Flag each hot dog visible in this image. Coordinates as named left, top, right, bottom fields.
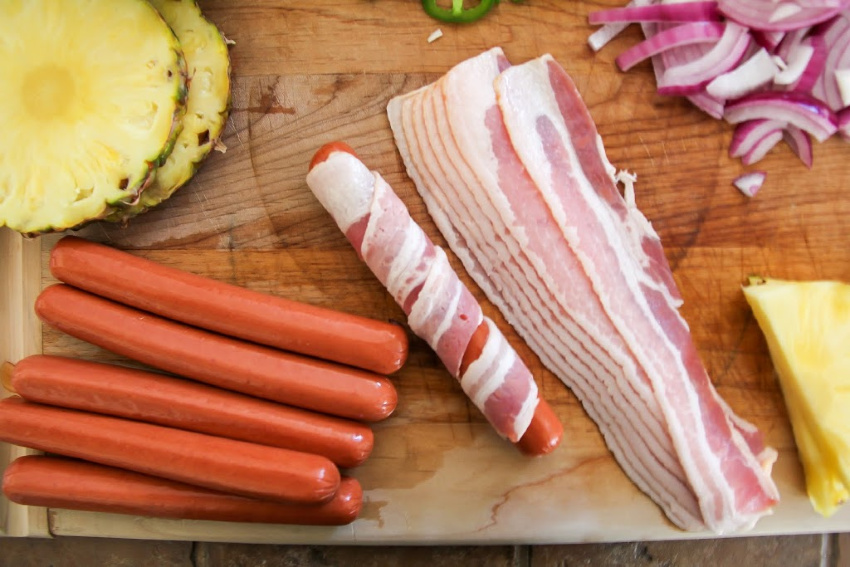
left=0, top=397, right=340, bottom=504
left=10, top=355, right=373, bottom=468
left=3, top=456, right=362, bottom=526
left=49, top=235, right=408, bottom=375
left=35, top=284, right=397, bottom=422
left=307, top=142, right=563, bottom=456
left=459, top=319, right=563, bottom=456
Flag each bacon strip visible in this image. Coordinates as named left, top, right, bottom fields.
left=306, top=149, right=539, bottom=443
left=497, top=55, right=778, bottom=532
left=389, top=49, right=703, bottom=530
left=387, top=47, right=779, bottom=533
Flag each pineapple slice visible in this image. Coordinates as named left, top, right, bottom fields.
left=111, top=0, right=232, bottom=221
left=0, top=0, right=187, bottom=235
left=743, top=277, right=850, bottom=517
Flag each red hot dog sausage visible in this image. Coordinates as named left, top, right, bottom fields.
left=49, top=235, right=409, bottom=375
left=4, top=456, right=362, bottom=526
left=35, top=284, right=397, bottom=422
left=0, top=397, right=340, bottom=505
left=11, top=355, right=374, bottom=468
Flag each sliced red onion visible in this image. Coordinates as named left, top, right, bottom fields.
left=649, top=21, right=728, bottom=116
left=782, top=125, right=814, bottom=166
left=724, top=91, right=838, bottom=141
left=812, top=12, right=850, bottom=109
left=658, top=22, right=713, bottom=74
left=589, top=2, right=722, bottom=25
left=615, top=22, right=725, bottom=71
left=733, top=171, right=767, bottom=197
left=837, top=68, right=850, bottom=106
left=658, top=22, right=752, bottom=95
left=775, top=25, right=811, bottom=61
left=729, top=119, right=786, bottom=157
left=774, top=43, right=815, bottom=85
left=706, top=47, right=780, bottom=98
left=589, top=1, right=850, bottom=177
left=825, top=41, right=850, bottom=110
left=752, top=30, right=787, bottom=52
left=589, top=21, right=631, bottom=52
left=830, top=34, right=850, bottom=105
left=718, top=0, right=850, bottom=32
left=742, top=129, right=784, bottom=164
left=794, top=35, right=828, bottom=92
left=838, top=107, right=850, bottom=139
left=589, top=1, right=636, bottom=53
left=687, top=91, right=726, bottom=119
left=773, top=54, right=789, bottom=72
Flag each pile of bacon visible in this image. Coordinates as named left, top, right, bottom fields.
left=307, top=47, right=780, bottom=534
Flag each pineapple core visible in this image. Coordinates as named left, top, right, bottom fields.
left=22, top=65, right=78, bottom=120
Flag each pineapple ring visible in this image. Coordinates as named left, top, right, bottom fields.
left=114, top=0, right=232, bottom=220
left=0, top=0, right=187, bottom=235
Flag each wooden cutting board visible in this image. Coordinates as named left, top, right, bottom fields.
left=2, top=0, right=849, bottom=543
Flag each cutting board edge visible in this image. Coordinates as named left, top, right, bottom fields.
left=0, top=228, right=49, bottom=538
left=2, top=238, right=850, bottom=542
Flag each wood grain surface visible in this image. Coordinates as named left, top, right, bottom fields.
left=2, top=0, right=849, bottom=543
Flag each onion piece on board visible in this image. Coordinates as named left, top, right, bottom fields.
left=773, top=43, right=815, bottom=85
left=706, top=47, right=780, bottom=99
left=589, top=2, right=722, bottom=25
left=588, top=1, right=850, bottom=182
left=733, top=171, right=767, bottom=197
left=718, top=0, right=850, bottom=32
left=589, top=20, right=631, bottom=52
left=657, top=22, right=752, bottom=95
left=838, top=107, right=850, bottom=139
left=783, top=125, right=814, bottom=167
left=724, top=91, right=838, bottom=142
left=742, top=129, right=784, bottom=165
left=616, top=21, right=725, bottom=71
left=730, top=119, right=786, bottom=158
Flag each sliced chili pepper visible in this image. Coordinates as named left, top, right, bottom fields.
left=422, top=0, right=497, bottom=24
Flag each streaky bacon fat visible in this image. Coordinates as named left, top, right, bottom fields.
left=387, top=47, right=779, bottom=534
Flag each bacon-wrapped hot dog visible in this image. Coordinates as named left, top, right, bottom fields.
left=306, top=142, right=562, bottom=455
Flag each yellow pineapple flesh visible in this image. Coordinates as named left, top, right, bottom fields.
left=743, top=277, right=850, bottom=517
left=112, top=0, right=231, bottom=220
left=0, top=0, right=187, bottom=235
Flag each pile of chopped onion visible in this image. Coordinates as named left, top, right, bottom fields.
left=589, top=0, right=850, bottom=195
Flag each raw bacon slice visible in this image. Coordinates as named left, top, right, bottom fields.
left=387, top=48, right=779, bottom=533
left=389, top=47, right=704, bottom=531
left=497, top=54, right=779, bottom=533
left=305, top=143, right=562, bottom=455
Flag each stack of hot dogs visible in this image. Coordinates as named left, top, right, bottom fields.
left=0, top=236, right=409, bottom=525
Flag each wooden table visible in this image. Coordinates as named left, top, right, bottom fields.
left=2, top=0, right=849, bottom=543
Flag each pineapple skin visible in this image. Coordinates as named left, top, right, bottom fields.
left=109, top=0, right=232, bottom=223
left=0, top=0, right=190, bottom=236
left=744, top=277, right=850, bottom=517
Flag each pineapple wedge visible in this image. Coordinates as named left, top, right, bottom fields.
left=0, top=0, right=187, bottom=235
left=111, top=0, right=231, bottom=221
left=743, top=277, right=850, bottom=517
